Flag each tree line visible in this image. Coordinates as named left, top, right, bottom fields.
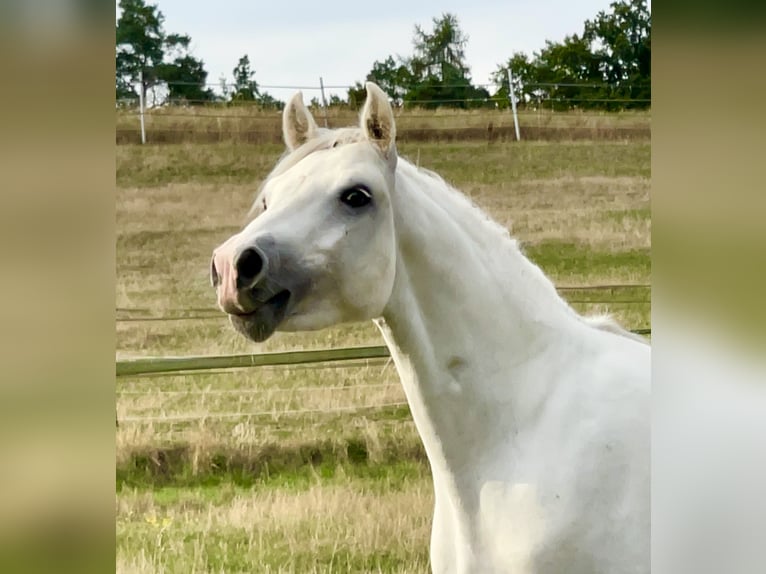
left=116, top=0, right=650, bottom=111
left=115, top=0, right=281, bottom=108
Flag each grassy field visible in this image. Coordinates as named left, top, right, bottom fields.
left=116, top=105, right=651, bottom=144
left=116, top=135, right=650, bottom=572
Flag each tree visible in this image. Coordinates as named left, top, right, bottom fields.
left=346, top=82, right=367, bottom=109
left=410, top=13, right=469, bottom=82
left=346, top=56, right=412, bottom=108
left=405, top=72, right=491, bottom=110
left=533, top=34, right=603, bottom=109
left=404, top=13, right=489, bottom=109
left=366, top=56, right=413, bottom=105
left=348, top=13, right=490, bottom=109
left=116, top=0, right=164, bottom=101
left=231, top=55, right=259, bottom=102
left=258, top=92, right=284, bottom=111
left=491, top=53, right=537, bottom=109
left=116, top=0, right=212, bottom=105
left=492, top=0, right=651, bottom=110
left=157, top=55, right=213, bottom=104
left=584, top=0, right=651, bottom=107
left=346, top=13, right=480, bottom=109
left=227, top=55, right=283, bottom=109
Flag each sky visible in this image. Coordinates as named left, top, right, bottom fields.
left=132, top=0, right=621, bottom=102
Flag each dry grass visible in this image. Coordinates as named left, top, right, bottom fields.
left=464, top=175, right=650, bottom=250
left=116, top=473, right=432, bottom=573
left=116, top=361, right=410, bottom=457
left=116, top=106, right=650, bottom=144
left=116, top=137, right=650, bottom=572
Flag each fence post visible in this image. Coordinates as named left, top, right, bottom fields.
left=507, top=68, right=521, bottom=141
left=138, top=69, right=146, bottom=144
left=319, top=76, right=329, bottom=128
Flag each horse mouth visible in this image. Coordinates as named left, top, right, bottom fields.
left=228, top=289, right=292, bottom=342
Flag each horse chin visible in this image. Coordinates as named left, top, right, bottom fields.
left=228, top=290, right=291, bottom=342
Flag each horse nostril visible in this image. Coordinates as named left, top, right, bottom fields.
left=210, top=255, right=220, bottom=287
left=235, top=247, right=264, bottom=289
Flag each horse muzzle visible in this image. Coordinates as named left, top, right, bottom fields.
left=211, top=236, right=294, bottom=342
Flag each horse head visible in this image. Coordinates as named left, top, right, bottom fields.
left=211, top=83, right=399, bottom=342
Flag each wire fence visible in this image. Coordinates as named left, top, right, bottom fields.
left=117, top=346, right=393, bottom=377
left=117, top=303, right=649, bottom=323
left=116, top=331, right=650, bottom=425
left=118, top=109, right=653, bottom=122
left=120, top=103, right=650, bottom=121
left=115, top=347, right=405, bottom=425
left=116, top=282, right=650, bottom=425
left=116, top=284, right=651, bottom=323
left=117, top=325, right=651, bottom=379
left=119, top=79, right=650, bottom=107
left=114, top=358, right=393, bottom=380
left=118, top=402, right=410, bottom=424
left=117, top=382, right=400, bottom=396
left=116, top=78, right=651, bottom=145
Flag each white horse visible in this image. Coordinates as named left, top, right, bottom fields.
left=211, top=83, right=650, bottom=574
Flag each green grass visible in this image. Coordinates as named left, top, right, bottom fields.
left=600, top=207, right=652, bottom=223
left=118, top=424, right=425, bottom=490
left=116, top=142, right=284, bottom=187
left=116, top=140, right=650, bottom=189
left=116, top=137, right=650, bottom=573
left=401, top=140, right=651, bottom=184
left=120, top=456, right=428, bottom=494
left=525, top=240, right=650, bottom=278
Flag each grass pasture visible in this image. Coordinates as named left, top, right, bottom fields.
left=116, top=133, right=650, bottom=572
left=116, top=105, right=651, bottom=145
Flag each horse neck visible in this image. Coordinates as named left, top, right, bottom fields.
left=377, top=160, right=581, bottom=474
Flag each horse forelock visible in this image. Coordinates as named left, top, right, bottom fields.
left=274, top=128, right=365, bottom=177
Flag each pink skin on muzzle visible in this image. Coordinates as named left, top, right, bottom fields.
left=211, top=234, right=247, bottom=315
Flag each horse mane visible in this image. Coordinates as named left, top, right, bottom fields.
left=393, top=159, right=649, bottom=343
left=394, top=159, right=649, bottom=342
left=395, top=159, right=521, bottom=251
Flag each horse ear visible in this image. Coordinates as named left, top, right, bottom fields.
left=282, top=91, right=319, bottom=151
left=360, top=82, right=397, bottom=162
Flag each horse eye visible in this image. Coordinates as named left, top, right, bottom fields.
left=339, top=186, right=372, bottom=209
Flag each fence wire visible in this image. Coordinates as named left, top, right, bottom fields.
left=117, top=382, right=399, bottom=396
left=116, top=284, right=650, bottom=323
left=118, top=402, right=410, bottom=424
